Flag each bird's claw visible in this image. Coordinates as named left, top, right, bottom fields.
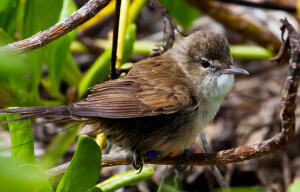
left=132, top=150, right=144, bottom=174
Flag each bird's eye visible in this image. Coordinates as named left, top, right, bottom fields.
left=201, top=60, right=210, bottom=68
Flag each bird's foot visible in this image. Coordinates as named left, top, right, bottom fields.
left=132, top=150, right=158, bottom=173
left=132, top=150, right=144, bottom=174
left=149, top=43, right=165, bottom=57
left=171, top=149, right=193, bottom=172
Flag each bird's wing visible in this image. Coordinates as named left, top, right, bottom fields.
left=69, top=76, right=193, bottom=118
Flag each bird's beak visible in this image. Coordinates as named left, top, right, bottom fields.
left=221, top=65, right=249, bottom=75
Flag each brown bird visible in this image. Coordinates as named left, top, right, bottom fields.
left=0, top=30, right=248, bottom=170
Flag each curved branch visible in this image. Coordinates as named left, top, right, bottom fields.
left=0, top=0, right=112, bottom=55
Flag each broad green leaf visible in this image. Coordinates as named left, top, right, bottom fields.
left=45, top=0, right=77, bottom=99
left=38, top=123, right=80, bottom=170
left=93, top=166, right=154, bottom=192
left=159, top=0, right=199, bottom=29
left=287, top=178, right=300, bottom=192
left=6, top=113, right=35, bottom=165
left=56, top=135, right=101, bottom=192
left=19, top=164, right=54, bottom=192
left=0, top=158, right=53, bottom=192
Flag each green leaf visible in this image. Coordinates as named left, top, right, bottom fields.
left=22, top=0, right=63, bottom=39
left=0, top=0, right=11, bottom=12
left=0, top=158, right=53, bottom=192
left=0, top=29, right=29, bottom=106
left=6, top=112, right=35, bottom=165
left=121, top=23, right=136, bottom=64
left=159, top=0, right=199, bottom=29
left=93, top=166, right=154, bottom=192
left=128, top=0, right=148, bottom=24
left=230, top=45, right=274, bottom=60
left=287, top=178, right=300, bottom=192
left=38, top=123, right=80, bottom=170
left=77, top=48, right=111, bottom=99
left=26, top=49, right=45, bottom=102
left=0, top=29, right=26, bottom=83
left=45, top=0, right=78, bottom=99
left=0, top=0, right=20, bottom=38
left=22, top=0, right=64, bottom=101
left=62, top=52, right=82, bottom=86
left=19, top=164, right=54, bottom=192
left=56, top=135, right=101, bottom=192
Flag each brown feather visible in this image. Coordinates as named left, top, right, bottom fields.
left=69, top=55, right=194, bottom=118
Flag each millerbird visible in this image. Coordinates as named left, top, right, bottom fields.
left=0, top=30, right=249, bottom=171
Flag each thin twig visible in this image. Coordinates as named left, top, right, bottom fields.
left=270, top=22, right=291, bottom=62
left=45, top=18, right=299, bottom=182
left=282, top=150, right=291, bottom=191
left=110, top=0, right=122, bottom=80
left=150, top=0, right=176, bottom=50
left=0, top=0, right=112, bottom=55
left=269, top=38, right=289, bottom=62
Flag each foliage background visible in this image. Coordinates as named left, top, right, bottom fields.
left=0, top=0, right=300, bottom=191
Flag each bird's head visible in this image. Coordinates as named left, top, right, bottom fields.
left=170, top=30, right=248, bottom=99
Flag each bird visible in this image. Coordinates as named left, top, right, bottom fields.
left=0, top=30, right=249, bottom=171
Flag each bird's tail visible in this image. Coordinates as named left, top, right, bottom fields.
left=0, top=106, right=69, bottom=127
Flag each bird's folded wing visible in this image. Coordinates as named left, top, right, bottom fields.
left=69, top=76, right=192, bottom=118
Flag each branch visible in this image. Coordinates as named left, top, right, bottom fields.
left=213, top=0, right=296, bottom=13
left=45, top=18, right=299, bottom=182
left=184, top=0, right=282, bottom=52
left=0, top=0, right=112, bottom=55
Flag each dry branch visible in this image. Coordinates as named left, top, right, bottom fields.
left=0, top=0, right=112, bottom=55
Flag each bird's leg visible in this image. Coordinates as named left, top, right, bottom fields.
left=173, top=149, right=193, bottom=172
left=132, top=150, right=158, bottom=174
